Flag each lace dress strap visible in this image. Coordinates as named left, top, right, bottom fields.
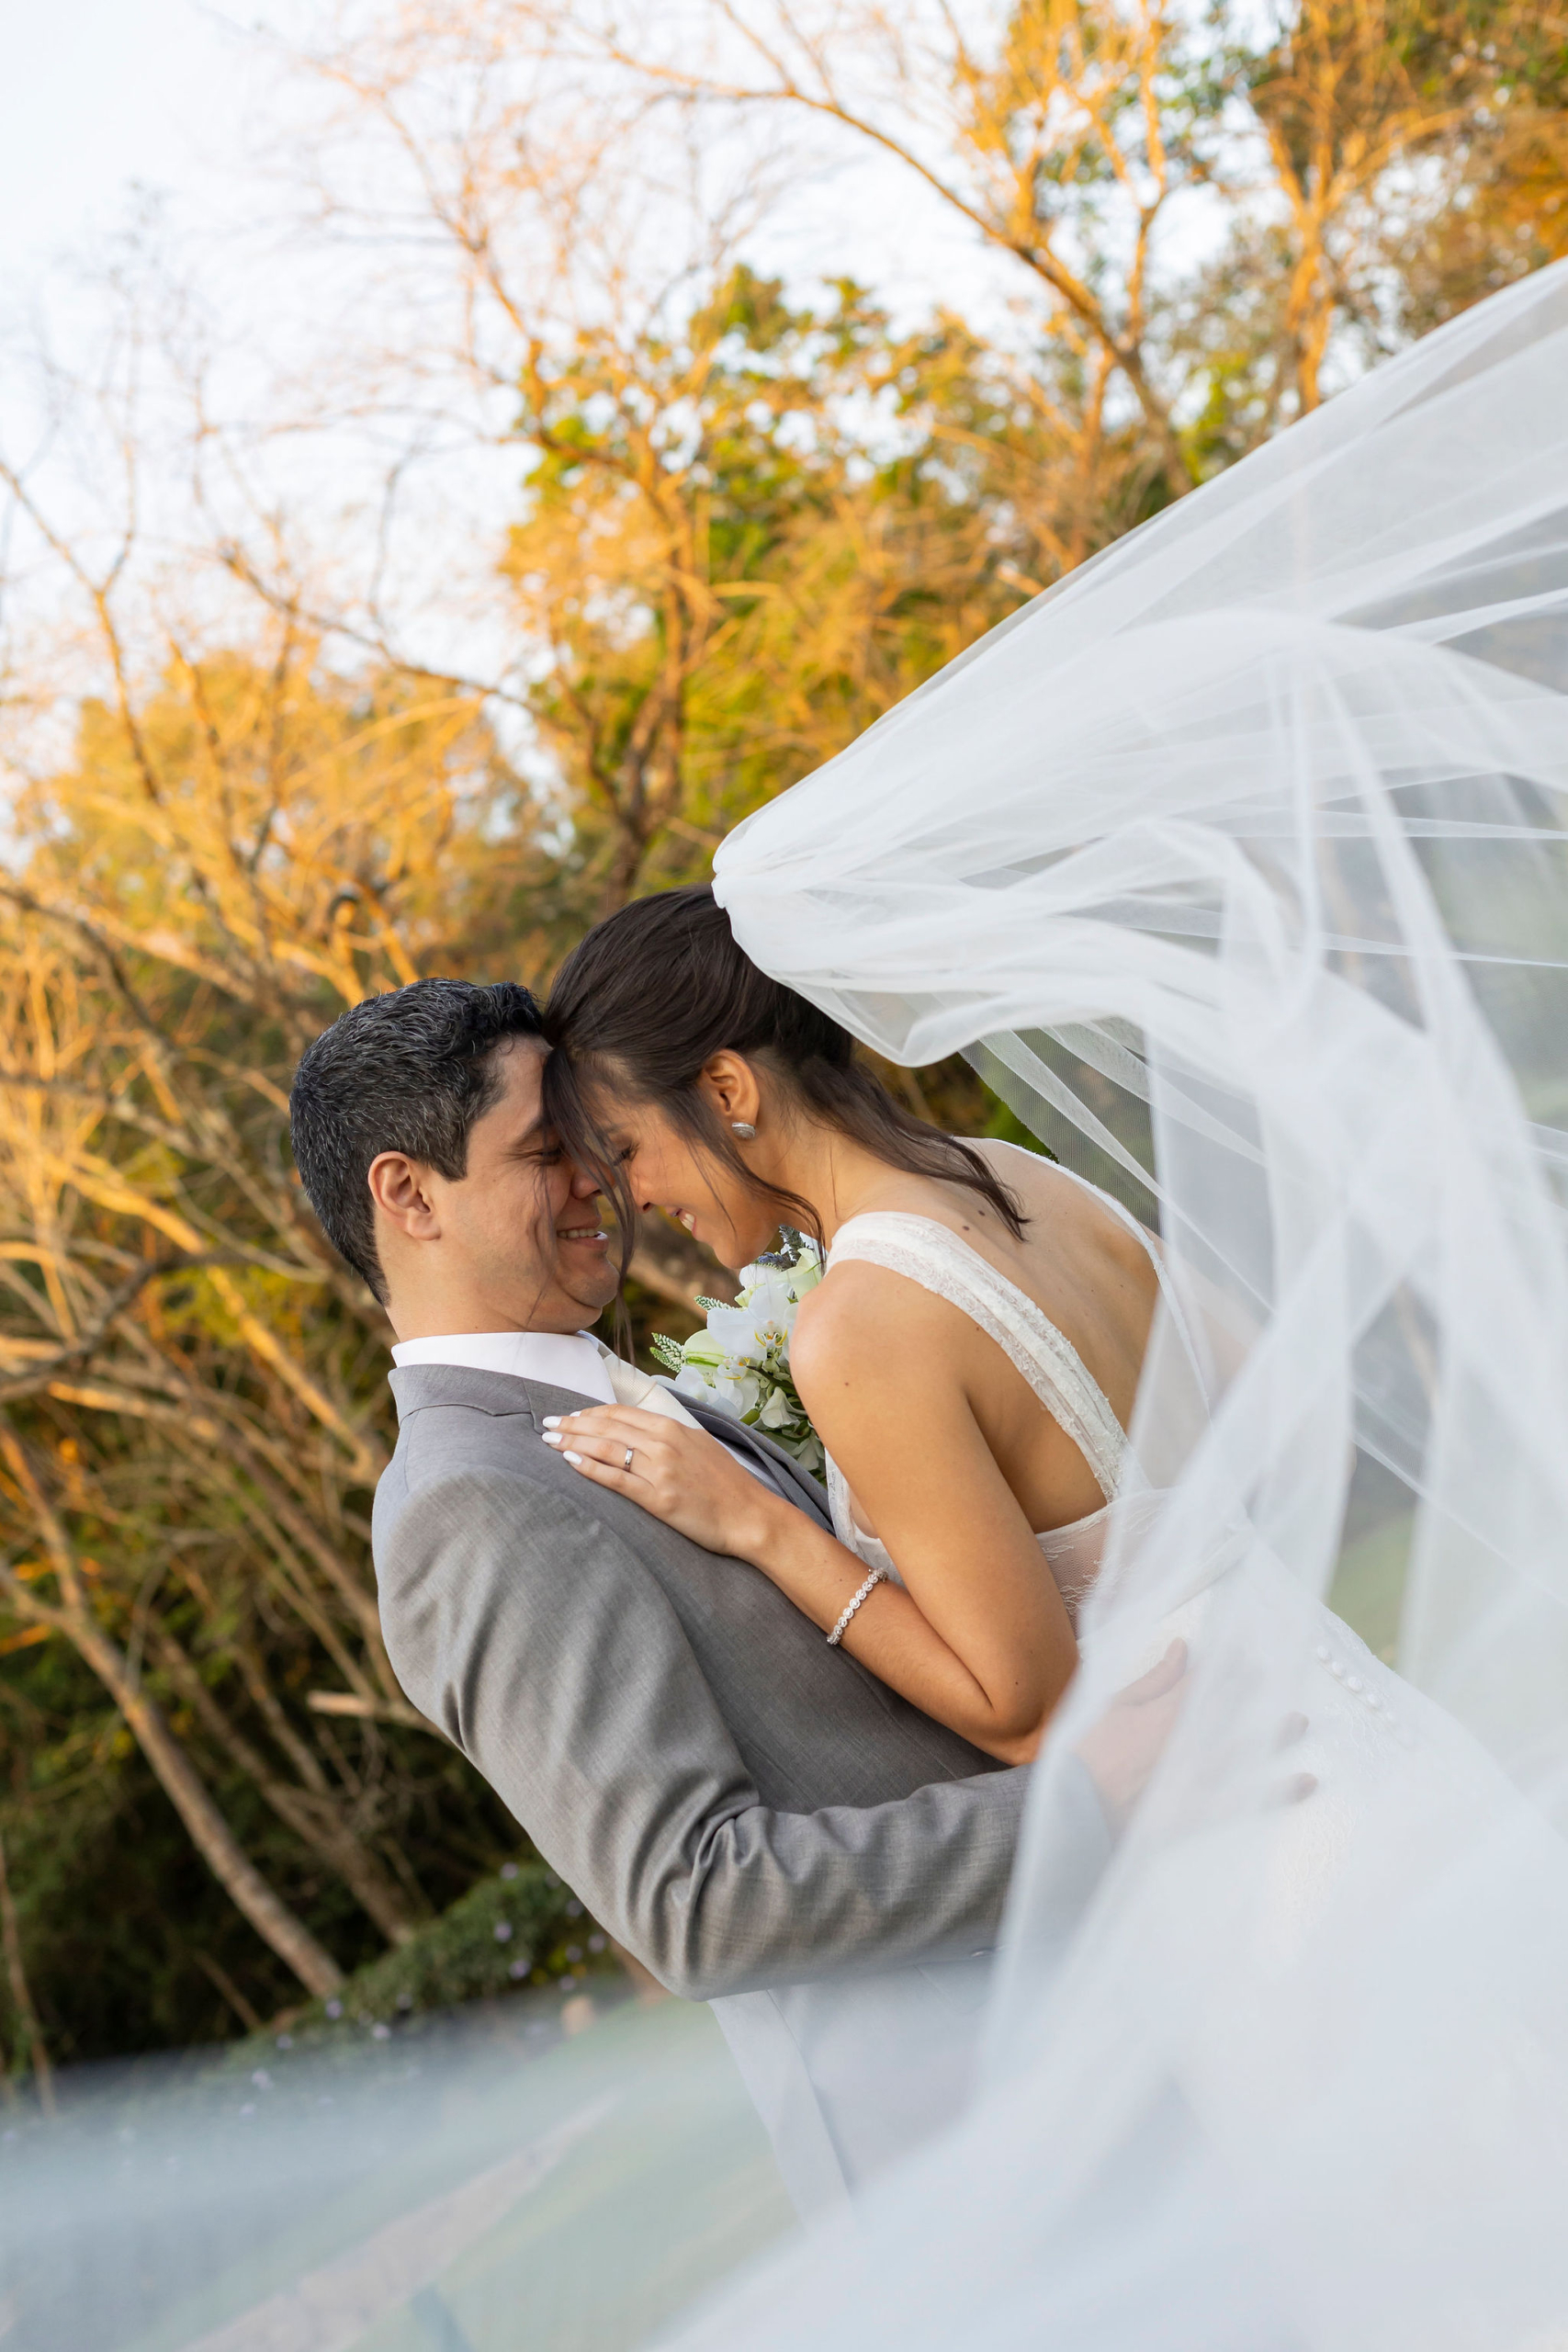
left=825, top=1212, right=1133, bottom=1503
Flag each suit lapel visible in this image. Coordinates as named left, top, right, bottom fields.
left=681, top=1398, right=833, bottom=1531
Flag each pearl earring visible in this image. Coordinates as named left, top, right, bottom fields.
left=730, top=1120, right=757, bottom=1139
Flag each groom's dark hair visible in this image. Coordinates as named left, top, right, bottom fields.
left=289, top=978, right=544, bottom=1304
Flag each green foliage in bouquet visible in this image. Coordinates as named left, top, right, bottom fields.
left=650, top=1231, right=826, bottom=1478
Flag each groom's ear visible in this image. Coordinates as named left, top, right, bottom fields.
left=367, top=1150, right=443, bottom=1244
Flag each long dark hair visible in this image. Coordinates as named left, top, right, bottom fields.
left=541, top=885, right=1024, bottom=1274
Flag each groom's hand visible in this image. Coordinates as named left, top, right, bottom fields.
left=540, top=1403, right=784, bottom=1562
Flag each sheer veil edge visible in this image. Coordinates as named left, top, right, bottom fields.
left=665, top=261, right=1568, bottom=2351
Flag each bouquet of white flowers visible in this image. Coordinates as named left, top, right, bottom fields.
left=649, top=1229, right=827, bottom=1478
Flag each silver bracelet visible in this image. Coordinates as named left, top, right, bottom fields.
left=826, top=1566, right=887, bottom=1647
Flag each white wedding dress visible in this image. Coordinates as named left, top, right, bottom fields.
left=660, top=262, right=1568, bottom=2351
left=826, top=1189, right=1433, bottom=1910
left=826, top=1188, right=1139, bottom=1626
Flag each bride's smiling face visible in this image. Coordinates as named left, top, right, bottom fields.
left=589, top=1056, right=790, bottom=1271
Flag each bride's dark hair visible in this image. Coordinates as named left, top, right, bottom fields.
left=542, top=884, right=1024, bottom=1264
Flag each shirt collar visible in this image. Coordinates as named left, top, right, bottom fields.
left=388, top=1329, right=615, bottom=1403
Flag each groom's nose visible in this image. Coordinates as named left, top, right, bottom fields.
left=566, top=1157, right=602, bottom=1199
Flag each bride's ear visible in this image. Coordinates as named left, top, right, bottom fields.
left=697, top=1052, right=763, bottom=1136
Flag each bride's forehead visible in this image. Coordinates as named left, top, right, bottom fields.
left=569, top=1067, right=664, bottom=1129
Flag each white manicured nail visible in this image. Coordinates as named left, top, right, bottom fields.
left=564, top=1451, right=584, bottom=1466
left=542, top=1415, right=562, bottom=1428
left=541, top=1431, right=563, bottom=1447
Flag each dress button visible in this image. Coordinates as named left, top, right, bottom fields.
left=1347, top=1676, right=1363, bottom=1693
left=1330, top=1661, right=1346, bottom=1678
left=1315, top=1645, right=1331, bottom=1662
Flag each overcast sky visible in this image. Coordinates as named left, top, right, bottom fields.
left=2, top=4, right=261, bottom=285
left=0, top=1, right=1145, bottom=757
left=0, top=1, right=1029, bottom=329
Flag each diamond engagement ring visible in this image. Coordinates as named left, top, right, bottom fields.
left=623, top=1446, right=636, bottom=1471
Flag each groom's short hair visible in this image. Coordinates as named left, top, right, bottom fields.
left=289, top=978, right=544, bottom=1303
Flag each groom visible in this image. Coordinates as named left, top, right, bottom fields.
left=289, top=977, right=1118, bottom=2212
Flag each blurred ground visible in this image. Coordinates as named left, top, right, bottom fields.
left=0, top=1987, right=794, bottom=2352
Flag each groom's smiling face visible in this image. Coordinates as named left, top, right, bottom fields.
left=367, top=1036, right=619, bottom=1340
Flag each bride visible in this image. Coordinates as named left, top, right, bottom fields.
left=548, top=259, right=1568, bottom=2350
left=536, top=879, right=1168, bottom=1765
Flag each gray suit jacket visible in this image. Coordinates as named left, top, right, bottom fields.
left=373, top=1362, right=1056, bottom=2000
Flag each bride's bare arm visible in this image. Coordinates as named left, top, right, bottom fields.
left=544, top=1294, right=1079, bottom=1761
left=789, top=1276, right=1080, bottom=1747
left=542, top=1400, right=1051, bottom=1762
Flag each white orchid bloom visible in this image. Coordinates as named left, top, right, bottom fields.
left=705, top=1305, right=773, bottom=1366
left=739, top=1272, right=797, bottom=1333
left=651, top=1236, right=827, bottom=1480
left=714, top=1368, right=762, bottom=1419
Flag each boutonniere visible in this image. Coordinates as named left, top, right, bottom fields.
left=651, top=1229, right=826, bottom=1478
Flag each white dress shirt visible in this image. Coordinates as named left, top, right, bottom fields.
left=390, top=1327, right=620, bottom=1397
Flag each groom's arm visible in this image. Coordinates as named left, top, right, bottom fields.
left=378, top=1469, right=1101, bottom=2000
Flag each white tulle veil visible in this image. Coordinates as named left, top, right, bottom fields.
left=668, top=262, right=1568, bottom=2350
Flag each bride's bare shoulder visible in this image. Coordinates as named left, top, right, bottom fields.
left=789, top=1250, right=965, bottom=1403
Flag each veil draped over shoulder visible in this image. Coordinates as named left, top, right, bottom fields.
left=675, top=263, right=1568, bottom=2349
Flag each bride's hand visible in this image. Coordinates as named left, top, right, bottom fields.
left=539, top=1404, right=782, bottom=1562
left=1071, top=1642, right=1317, bottom=1833
left=1073, top=1640, right=1189, bottom=1828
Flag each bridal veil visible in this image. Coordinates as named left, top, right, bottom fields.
left=678, top=261, right=1568, bottom=2348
